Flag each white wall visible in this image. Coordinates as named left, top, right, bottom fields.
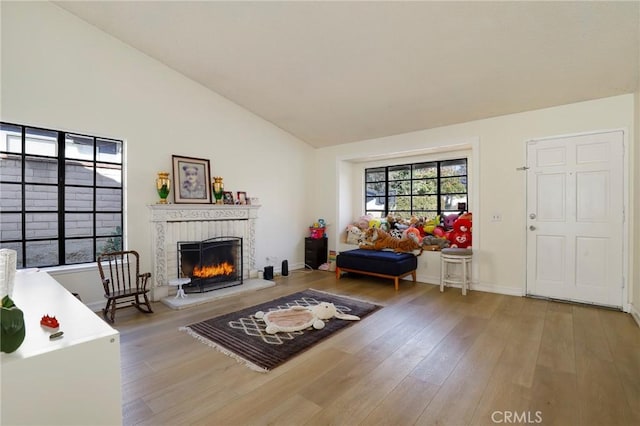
left=313, top=95, right=636, bottom=306
left=1, top=2, right=314, bottom=307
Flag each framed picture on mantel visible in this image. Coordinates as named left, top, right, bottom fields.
left=223, top=191, right=234, bottom=205
left=236, top=191, right=247, bottom=205
left=172, top=155, right=211, bottom=204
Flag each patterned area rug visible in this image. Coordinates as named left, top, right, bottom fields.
left=180, top=288, right=381, bottom=372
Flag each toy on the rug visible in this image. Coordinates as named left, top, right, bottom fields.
left=255, top=302, right=360, bottom=334
left=359, top=228, right=423, bottom=255
left=448, top=217, right=472, bottom=248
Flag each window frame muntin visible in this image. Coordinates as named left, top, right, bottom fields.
left=0, top=121, right=124, bottom=268
left=365, top=157, right=468, bottom=219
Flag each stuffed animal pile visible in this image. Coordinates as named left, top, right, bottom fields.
left=345, top=211, right=472, bottom=251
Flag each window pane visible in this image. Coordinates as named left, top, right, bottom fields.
left=97, top=235, right=122, bottom=256
left=365, top=211, right=385, bottom=219
left=96, top=139, right=122, bottom=163
left=26, top=213, right=57, bottom=239
left=413, top=195, right=437, bottom=211
left=65, top=213, right=93, bottom=237
left=366, top=195, right=386, bottom=211
left=96, top=213, right=121, bottom=237
left=366, top=181, right=385, bottom=195
left=0, top=242, right=23, bottom=268
left=413, top=162, right=437, bottom=178
left=25, top=184, right=58, bottom=211
left=0, top=214, right=22, bottom=240
left=97, top=188, right=121, bottom=211
left=413, top=178, right=436, bottom=194
left=66, top=160, right=94, bottom=185
left=0, top=123, right=22, bottom=153
left=25, top=128, right=57, bottom=156
left=25, top=156, right=57, bottom=184
left=389, top=165, right=410, bottom=180
left=0, top=153, right=21, bottom=182
left=389, top=180, right=410, bottom=195
left=0, top=183, right=22, bottom=211
left=96, top=163, right=122, bottom=187
left=365, top=168, right=385, bottom=182
left=441, top=194, right=467, bottom=211
left=65, top=134, right=94, bottom=160
left=65, top=239, right=94, bottom=264
left=440, top=176, right=467, bottom=193
left=390, top=195, right=411, bottom=211
left=441, top=159, right=467, bottom=177
left=26, top=240, right=58, bottom=267
left=65, top=186, right=93, bottom=211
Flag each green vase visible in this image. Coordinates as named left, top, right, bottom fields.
left=1, top=295, right=25, bottom=353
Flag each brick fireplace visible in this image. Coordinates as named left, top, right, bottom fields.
left=148, top=204, right=260, bottom=301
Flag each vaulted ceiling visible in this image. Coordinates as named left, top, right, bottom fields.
left=55, top=1, right=640, bottom=148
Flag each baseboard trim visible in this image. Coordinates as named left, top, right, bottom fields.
left=630, top=303, right=640, bottom=328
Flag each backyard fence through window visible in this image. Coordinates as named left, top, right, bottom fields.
left=365, top=158, right=468, bottom=220
left=0, top=122, right=124, bottom=268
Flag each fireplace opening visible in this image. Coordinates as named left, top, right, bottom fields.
left=177, top=236, right=243, bottom=293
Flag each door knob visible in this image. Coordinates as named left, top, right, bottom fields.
left=529, top=213, right=537, bottom=219
left=529, top=225, right=536, bottom=231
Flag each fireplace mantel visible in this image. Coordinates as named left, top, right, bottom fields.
left=148, top=204, right=260, bottom=300
left=148, top=203, right=260, bottom=222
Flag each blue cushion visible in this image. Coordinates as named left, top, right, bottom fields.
left=336, top=249, right=417, bottom=276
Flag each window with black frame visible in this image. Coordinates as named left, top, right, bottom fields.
left=0, top=122, right=124, bottom=268
left=365, top=158, right=468, bottom=221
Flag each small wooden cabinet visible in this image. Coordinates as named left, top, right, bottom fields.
left=305, top=237, right=328, bottom=269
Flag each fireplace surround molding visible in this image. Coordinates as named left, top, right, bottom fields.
left=148, top=204, right=260, bottom=301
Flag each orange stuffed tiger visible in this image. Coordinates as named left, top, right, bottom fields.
left=359, top=228, right=423, bottom=255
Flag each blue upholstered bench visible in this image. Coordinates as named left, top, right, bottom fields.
left=335, top=249, right=418, bottom=290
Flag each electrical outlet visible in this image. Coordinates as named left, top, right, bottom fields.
left=491, top=213, right=502, bottom=222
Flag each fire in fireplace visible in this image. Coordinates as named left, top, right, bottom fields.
left=177, top=236, right=243, bottom=293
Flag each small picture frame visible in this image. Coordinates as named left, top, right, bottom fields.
left=172, top=155, right=211, bottom=204
left=223, top=191, right=234, bottom=205
left=236, top=191, right=247, bottom=205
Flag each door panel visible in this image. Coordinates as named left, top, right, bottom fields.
left=526, top=131, right=623, bottom=307
left=537, top=174, right=566, bottom=221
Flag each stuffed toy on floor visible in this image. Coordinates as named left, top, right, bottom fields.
left=255, top=302, right=360, bottom=334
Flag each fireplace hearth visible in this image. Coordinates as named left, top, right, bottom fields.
left=177, top=237, right=243, bottom=293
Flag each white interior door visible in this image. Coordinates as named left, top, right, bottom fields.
left=526, top=131, right=624, bottom=307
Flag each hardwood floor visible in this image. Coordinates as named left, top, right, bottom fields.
left=110, top=270, right=640, bottom=426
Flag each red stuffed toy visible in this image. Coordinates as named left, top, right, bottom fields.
left=448, top=218, right=472, bottom=248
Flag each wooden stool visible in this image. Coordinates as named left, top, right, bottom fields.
left=440, top=248, right=473, bottom=295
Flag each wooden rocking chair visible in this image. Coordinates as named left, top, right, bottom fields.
left=97, top=250, right=153, bottom=323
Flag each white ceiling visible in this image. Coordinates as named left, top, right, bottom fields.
left=55, top=1, right=639, bottom=148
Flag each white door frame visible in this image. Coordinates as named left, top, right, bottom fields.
left=524, top=128, right=630, bottom=311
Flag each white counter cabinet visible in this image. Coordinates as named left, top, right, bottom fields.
left=1, top=270, right=122, bottom=425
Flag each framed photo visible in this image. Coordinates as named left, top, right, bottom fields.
left=223, top=191, right=234, bottom=205
left=172, top=155, right=211, bottom=204
left=236, top=191, right=247, bottom=205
